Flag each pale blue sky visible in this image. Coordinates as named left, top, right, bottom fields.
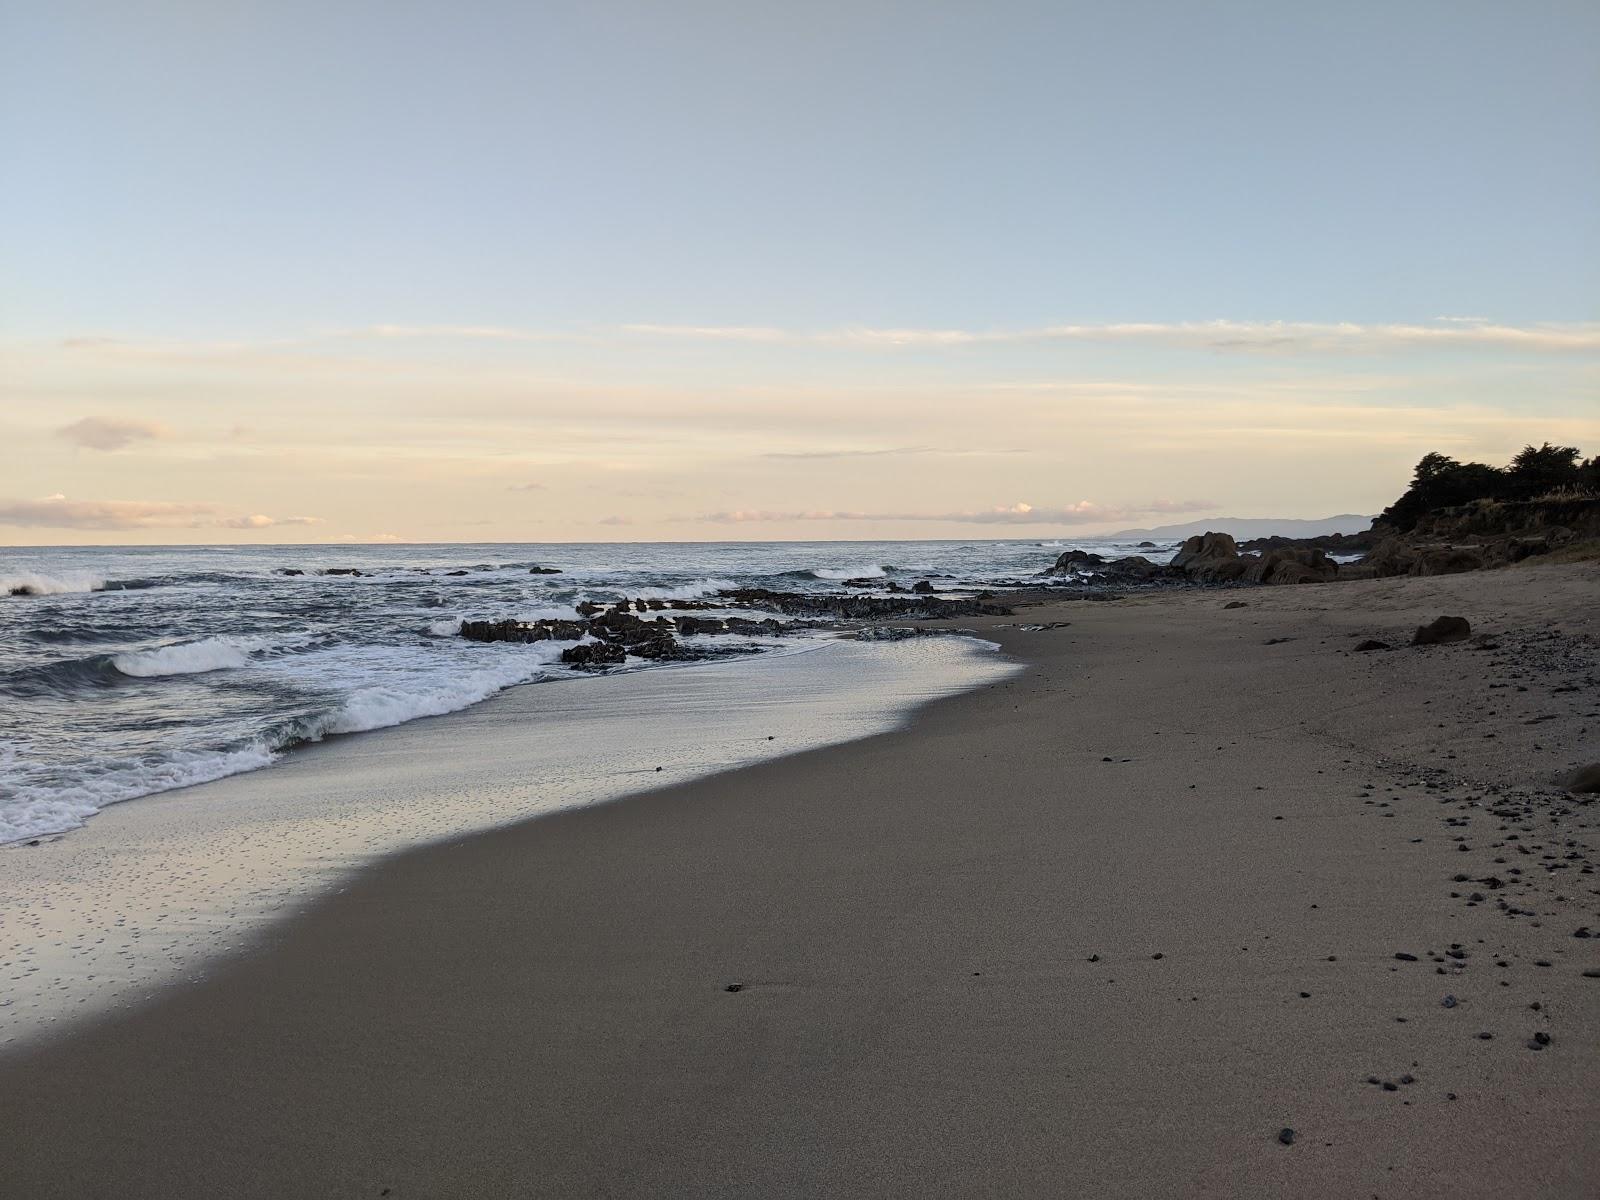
left=1, top=2, right=1596, bottom=543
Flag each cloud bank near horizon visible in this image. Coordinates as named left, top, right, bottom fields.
left=0, top=495, right=323, bottom=532
left=697, top=499, right=1218, bottom=526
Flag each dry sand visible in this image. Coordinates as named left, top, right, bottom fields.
left=1, top=563, right=1597, bottom=1198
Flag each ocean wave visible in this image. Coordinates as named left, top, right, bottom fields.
left=629, top=578, right=739, bottom=601
left=320, top=642, right=574, bottom=736
left=112, top=638, right=250, bottom=678
left=0, top=654, right=127, bottom=698
left=0, top=743, right=280, bottom=844
left=810, top=565, right=888, bottom=580
left=3, top=570, right=106, bottom=597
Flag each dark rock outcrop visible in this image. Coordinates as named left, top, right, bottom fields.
left=1047, top=549, right=1107, bottom=575
left=562, top=642, right=625, bottom=668
left=1103, top=555, right=1167, bottom=582
left=1170, top=532, right=1250, bottom=582
left=1243, top=547, right=1340, bottom=585
left=460, top=619, right=587, bottom=644
left=528, top=566, right=562, bottom=574
left=1565, top=763, right=1600, bottom=794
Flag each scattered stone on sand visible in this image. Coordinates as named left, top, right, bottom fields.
left=1277, top=1128, right=1295, bottom=1146
left=1412, top=615, right=1471, bottom=646
left=1354, top=639, right=1390, bottom=652
left=1394, top=952, right=1418, bottom=961
left=1564, top=763, right=1600, bottom=794
left=724, top=983, right=743, bottom=993
left=1223, top=600, right=1249, bottom=609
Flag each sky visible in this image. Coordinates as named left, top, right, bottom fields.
left=1, top=1, right=1596, bottom=546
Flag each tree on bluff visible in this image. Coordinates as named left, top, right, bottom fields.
left=1379, top=442, right=1592, bottom=531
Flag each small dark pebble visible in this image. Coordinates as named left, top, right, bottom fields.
left=1394, top=953, right=1418, bottom=962
left=1478, top=1031, right=1493, bottom=1040
left=724, top=983, right=743, bottom=993
left=1442, top=995, right=1458, bottom=1008
left=1277, top=1128, right=1295, bottom=1146
left=1382, top=1081, right=1398, bottom=1091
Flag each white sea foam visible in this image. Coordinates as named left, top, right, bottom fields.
left=320, top=643, right=574, bottom=736
left=112, top=638, right=250, bottom=678
left=426, top=617, right=464, bottom=637
left=811, top=565, right=887, bottom=579
left=2, top=570, right=106, bottom=597
left=0, top=744, right=280, bottom=843
left=631, top=578, right=738, bottom=600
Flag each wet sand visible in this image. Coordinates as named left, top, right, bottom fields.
left=2, top=564, right=1597, bottom=1198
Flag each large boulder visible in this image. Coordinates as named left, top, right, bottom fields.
left=1171, top=532, right=1246, bottom=581
left=1244, top=547, right=1339, bottom=585
left=1363, top=537, right=1418, bottom=578
left=1104, top=555, right=1168, bottom=582
left=1565, top=763, right=1600, bottom=794
left=1047, top=549, right=1107, bottom=575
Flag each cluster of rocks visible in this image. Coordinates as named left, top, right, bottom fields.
left=458, top=588, right=1009, bottom=668
left=1048, top=533, right=1353, bottom=587
left=1354, top=497, right=1599, bottom=579
left=460, top=600, right=790, bottom=667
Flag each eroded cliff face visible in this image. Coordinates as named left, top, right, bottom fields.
left=1363, top=497, right=1600, bottom=578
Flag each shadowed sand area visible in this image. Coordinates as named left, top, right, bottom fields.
left=2, top=565, right=1597, bottom=1198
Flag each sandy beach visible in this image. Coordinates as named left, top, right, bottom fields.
left=2, top=563, right=1597, bottom=1198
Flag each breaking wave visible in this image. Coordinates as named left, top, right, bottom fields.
left=112, top=638, right=250, bottom=678
left=810, top=565, right=888, bottom=580
left=3, top=571, right=106, bottom=597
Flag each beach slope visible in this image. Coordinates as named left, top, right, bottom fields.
left=2, top=565, right=1597, bottom=1198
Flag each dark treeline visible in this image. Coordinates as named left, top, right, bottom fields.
left=1380, top=442, right=1599, bottom=531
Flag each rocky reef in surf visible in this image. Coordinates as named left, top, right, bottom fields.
left=460, top=600, right=791, bottom=667
left=459, top=589, right=1014, bottom=668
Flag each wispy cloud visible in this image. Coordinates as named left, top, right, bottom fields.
left=56, top=415, right=170, bottom=451
left=762, top=446, right=934, bottom=460
left=630, top=319, right=1600, bottom=354
left=216, top=514, right=324, bottom=529
left=0, top=495, right=322, bottom=531
left=622, top=323, right=790, bottom=342
left=696, top=499, right=1217, bottom=526
left=357, top=325, right=578, bottom=344
left=761, top=445, right=1029, bottom=460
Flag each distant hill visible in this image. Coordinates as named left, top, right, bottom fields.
left=1105, top=514, right=1374, bottom=541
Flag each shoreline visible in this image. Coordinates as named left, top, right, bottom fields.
left=0, top=633, right=1016, bottom=1052
left=2, top=564, right=1597, bottom=1196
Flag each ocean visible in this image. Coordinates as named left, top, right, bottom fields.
left=0, top=538, right=1165, bottom=844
